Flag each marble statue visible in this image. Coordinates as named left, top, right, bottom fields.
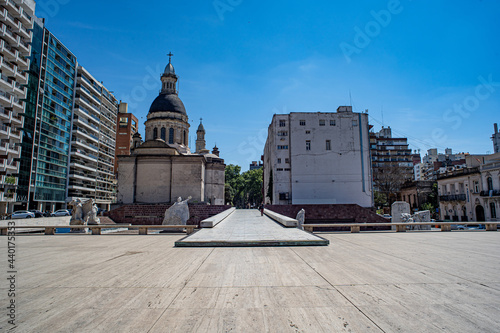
left=69, top=199, right=100, bottom=232
left=69, top=198, right=85, bottom=226
left=400, top=211, right=432, bottom=231
left=162, top=196, right=192, bottom=226
left=296, top=209, right=305, bottom=230
left=87, top=203, right=101, bottom=225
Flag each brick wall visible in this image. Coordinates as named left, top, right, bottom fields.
left=107, top=204, right=232, bottom=226
left=266, top=204, right=390, bottom=231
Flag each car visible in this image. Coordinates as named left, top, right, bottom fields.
left=51, top=209, right=71, bottom=217
left=11, top=210, right=35, bottom=219
left=29, top=210, right=45, bottom=218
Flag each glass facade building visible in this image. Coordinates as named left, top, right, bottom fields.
left=31, top=28, right=76, bottom=207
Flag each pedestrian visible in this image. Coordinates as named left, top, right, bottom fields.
left=259, top=202, right=264, bottom=216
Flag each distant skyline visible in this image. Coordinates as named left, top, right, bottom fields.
left=35, top=0, right=499, bottom=169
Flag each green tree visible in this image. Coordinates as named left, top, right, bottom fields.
left=266, top=170, right=273, bottom=203
left=224, top=164, right=263, bottom=208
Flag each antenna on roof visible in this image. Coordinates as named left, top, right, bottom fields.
left=349, top=90, right=352, bottom=107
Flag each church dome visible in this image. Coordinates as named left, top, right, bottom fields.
left=149, top=93, right=187, bottom=115
left=164, top=62, right=175, bottom=75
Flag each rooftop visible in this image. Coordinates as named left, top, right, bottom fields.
left=4, top=231, right=500, bottom=332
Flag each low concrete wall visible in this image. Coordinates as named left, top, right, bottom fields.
left=108, top=204, right=232, bottom=226
left=264, top=209, right=298, bottom=227
left=265, top=204, right=390, bottom=231
left=200, top=207, right=236, bottom=228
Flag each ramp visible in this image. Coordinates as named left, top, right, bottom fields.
left=175, top=210, right=328, bottom=247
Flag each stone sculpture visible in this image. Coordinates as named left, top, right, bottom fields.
left=162, top=196, right=192, bottom=226
left=296, top=209, right=305, bottom=230
left=69, top=198, right=85, bottom=226
left=69, top=199, right=100, bottom=232
left=87, top=203, right=101, bottom=225
left=400, top=211, right=432, bottom=231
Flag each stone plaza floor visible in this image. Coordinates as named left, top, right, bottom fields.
left=176, top=210, right=328, bottom=247
left=1, top=229, right=500, bottom=332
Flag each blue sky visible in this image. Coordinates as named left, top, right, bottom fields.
left=36, top=0, right=500, bottom=170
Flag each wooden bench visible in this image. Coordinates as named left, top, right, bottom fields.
left=0, top=224, right=197, bottom=235
left=302, top=222, right=500, bottom=233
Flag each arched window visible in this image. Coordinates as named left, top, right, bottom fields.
left=491, top=202, right=497, bottom=219
left=183, top=130, right=186, bottom=145
left=169, top=128, right=174, bottom=144
left=153, top=127, right=158, bottom=140
left=161, top=127, right=166, bottom=141
left=487, top=177, right=493, bottom=191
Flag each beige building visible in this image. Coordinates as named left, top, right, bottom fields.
left=0, top=0, right=35, bottom=214
left=437, top=153, right=500, bottom=222
left=117, top=56, right=225, bottom=205
left=68, top=66, right=119, bottom=209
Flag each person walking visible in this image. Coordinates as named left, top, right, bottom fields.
left=259, top=202, right=264, bottom=216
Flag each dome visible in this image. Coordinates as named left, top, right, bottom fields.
left=164, top=62, right=175, bottom=75
left=149, top=93, right=187, bottom=115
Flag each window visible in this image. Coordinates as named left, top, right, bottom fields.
left=285, top=158, right=290, bottom=163
left=277, top=131, right=288, bottom=137
left=119, top=118, right=129, bottom=127
left=284, top=168, right=291, bottom=171
left=306, top=140, right=311, bottom=151
left=305, top=130, right=311, bottom=134
left=277, top=158, right=282, bottom=164
left=277, top=168, right=284, bottom=171
left=487, top=177, right=493, bottom=191
left=277, top=145, right=288, bottom=150
left=169, top=128, right=174, bottom=144
left=279, top=192, right=289, bottom=200
left=326, top=140, right=331, bottom=151
left=161, top=127, right=166, bottom=141
left=153, top=127, right=158, bottom=140
left=319, top=119, right=325, bottom=126
left=352, top=120, right=358, bottom=126
left=279, top=120, right=286, bottom=127
left=299, top=120, right=306, bottom=126
left=330, top=120, right=336, bottom=126
left=491, top=202, right=497, bottom=219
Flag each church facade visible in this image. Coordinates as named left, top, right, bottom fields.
left=117, top=56, right=225, bottom=205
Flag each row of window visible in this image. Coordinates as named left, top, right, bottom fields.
left=276, top=140, right=333, bottom=151
left=278, top=119, right=358, bottom=127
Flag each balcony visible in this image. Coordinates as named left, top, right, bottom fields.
left=480, top=190, right=500, bottom=197
left=0, top=57, right=15, bottom=76
left=1, top=24, right=18, bottom=46
left=439, top=194, right=467, bottom=202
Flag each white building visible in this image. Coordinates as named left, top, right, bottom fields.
left=67, top=66, right=119, bottom=209
left=263, top=106, right=373, bottom=207
left=493, top=123, right=499, bottom=154
left=0, top=0, right=35, bottom=214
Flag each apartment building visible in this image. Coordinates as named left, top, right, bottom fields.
left=67, top=66, right=119, bottom=209
left=114, top=102, right=137, bottom=175
left=14, top=17, right=121, bottom=212
left=369, top=127, right=413, bottom=192
left=263, top=106, right=373, bottom=207
left=0, top=0, right=35, bottom=214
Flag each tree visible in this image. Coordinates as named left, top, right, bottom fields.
left=224, top=164, right=263, bottom=208
left=266, top=170, right=273, bottom=203
left=373, top=165, right=408, bottom=206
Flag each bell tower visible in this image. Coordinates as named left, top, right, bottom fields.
left=196, top=119, right=207, bottom=153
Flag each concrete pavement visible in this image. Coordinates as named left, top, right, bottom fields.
left=1, top=231, right=499, bottom=332
left=176, top=209, right=328, bottom=247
